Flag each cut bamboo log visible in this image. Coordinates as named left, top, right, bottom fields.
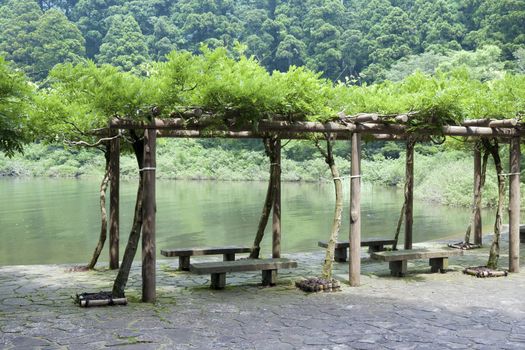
left=462, top=119, right=491, bottom=127
left=80, top=298, right=127, bottom=307
left=489, top=119, right=518, bottom=128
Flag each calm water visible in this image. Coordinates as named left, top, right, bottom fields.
left=0, top=178, right=499, bottom=266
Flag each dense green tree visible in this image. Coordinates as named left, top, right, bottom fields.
left=71, top=0, right=124, bottom=58
left=0, top=0, right=84, bottom=80
left=0, top=0, right=42, bottom=76
left=96, top=15, right=150, bottom=72
left=31, top=9, right=85, bottom=79
left=0, top=57, right=32, bottom=156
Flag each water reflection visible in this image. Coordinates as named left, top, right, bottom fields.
left=0, top=178, right=505, bottom=265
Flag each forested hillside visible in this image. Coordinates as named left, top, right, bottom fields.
left=1, top=0, right=524, bottom=82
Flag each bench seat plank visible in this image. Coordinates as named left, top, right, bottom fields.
left=190, top=258, right=297, bottom=275
left=318, top=238, right=396, bottom=249
left=370, top=248, right=462, bottom=262
left=161, top=246, right=251, bottom=257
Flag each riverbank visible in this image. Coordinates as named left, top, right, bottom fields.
left=1, top=140, right=523, bottom=208
left=1, top=233, right=524, bottom=349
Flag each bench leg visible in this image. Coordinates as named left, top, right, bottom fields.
left=334, top=248, right=348, bottom=262
left=223, top=253, right=235, bottom=261
left=178, top=256, right=190, bottom=271
left=262, top=269, right=277, bottom=286
left=211, top=273, right=226, bottom=289
left=368, top=244, right=384, bottom=253
left=429, top=257, right=448, bottom=273
left=389, top=261, right=407, bottom=277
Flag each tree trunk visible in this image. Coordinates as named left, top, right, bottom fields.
left=112, top=137, right=144, bottom=298
left=250, top=137, right=278, bottom=259
left=316, top=138, right=343, bottom=281
left=483, top=139, right=504, bottom=269
left=392, top=202, right=405, bottom=251
left=86, top=148, right=111, bottom=269
left=464, top=143, right=489, bottom=244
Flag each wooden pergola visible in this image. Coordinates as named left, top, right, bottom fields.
left=105, top=113, right=522, bottom=302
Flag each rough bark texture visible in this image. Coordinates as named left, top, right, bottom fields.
left=483, top=139, right=504, bottom=269
left=142, top=124, right=157, bottom=303
left=109, top=134, right=120, bottom=269
left=349, top=133, right=361, bottom=286
left=508, top=137, right=521, bottom=273
left=404, top=139, right=415, bottom=250
left=316, top=138, right=343, bottom=281
left=272, top=139, right=281, bottom=258
left=465, top=142, right=489, bottom=244
left=392, top=202, right=405, bottom=251
left=112, top=136, right=144, bottom=298
left=86, top=149, right=111, bottom=270
left=250, top=137, right=279, bottom=259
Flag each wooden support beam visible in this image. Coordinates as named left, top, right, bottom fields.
left=109, top=132, right=120, bottom=269
left=462, top=119, right=491, bottom=127
left=272, top=139, right=281, bottom=259
left=349, top=133, right=362, bottom=286
left=473, top=146, right=482, bottom=245
left=404, top=139, right=415, bottom=250
left=111, top=117, right=524, bottom=138
left=142, top=120, right=157, bottom=303
left=489, top=119, right=518, bottom=128
left=509, top=137, right=521, bottom=273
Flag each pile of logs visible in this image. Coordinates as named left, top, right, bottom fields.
left=448, top=242, right=482, bottom=250
left=76, top=291, right=127, bottom=307
left=295, top=277, right=341, bottom=293
left=463, top=266, right=508, bottom=278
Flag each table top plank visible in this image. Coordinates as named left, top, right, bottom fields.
left=318, top=238, right=396, bottom=249
left=161, top=246, right=252, bottom=257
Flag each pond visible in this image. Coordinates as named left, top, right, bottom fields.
left=0, top=178, right=500, bottom=266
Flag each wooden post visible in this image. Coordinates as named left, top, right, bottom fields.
left=142, top=122, right=157, bottom=302
left=473, top=146, right=483, bottom=245
left=272, top=139, right=281, bottom=258
left=404, top=139, right=414, bottom=250
left=509, top=137, right=520, bottom=273
left=349, top=133, right=361, bottom=286
left=109, top=132, right=120, bottom=269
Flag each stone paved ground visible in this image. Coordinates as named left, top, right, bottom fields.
left=1, top=235, right=525, bottom=350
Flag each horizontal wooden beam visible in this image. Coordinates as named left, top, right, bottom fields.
left=110, top=118, right=522, bottom=138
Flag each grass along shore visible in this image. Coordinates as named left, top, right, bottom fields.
left=0, top=139, right=522, bottom=208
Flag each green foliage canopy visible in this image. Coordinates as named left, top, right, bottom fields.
left=0, top=57, right=32, bottom=156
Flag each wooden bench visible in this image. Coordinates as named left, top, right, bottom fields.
left=318, top=238, right=396, bottom=262
left=190, top=258, right=298, bottom=289
left=371, top=248, right=463, bottom=277
left=160, top=246, right=251, bottom=271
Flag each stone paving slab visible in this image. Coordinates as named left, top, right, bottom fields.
left=1, top=236, right=525, bottom=349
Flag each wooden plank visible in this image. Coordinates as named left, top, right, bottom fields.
left=190, top=258, right=297, bottom=275
left=109, top=132, right=120, bottom=270
left=371, top=248, right=463, bottom=262
left=349, top=133, right=361, bottom=286
left=509, top=137, right=521, bottom=273
left=142, top=121, right=157, bottom=303
left=318, top=238, right=396, bottom=249
left=160, top=246, right=251, bottom=257
left=272, top=138, right=281, bottom=259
